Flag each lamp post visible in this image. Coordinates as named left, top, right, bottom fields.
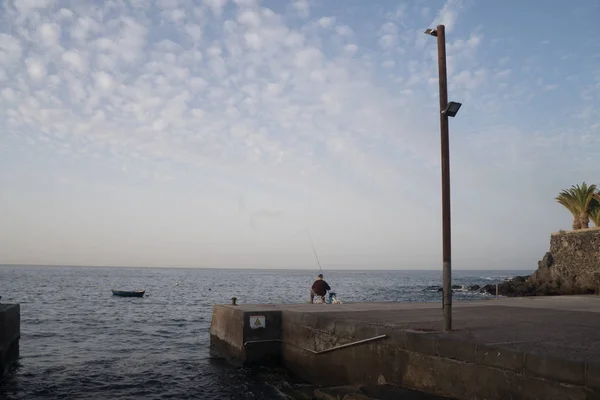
left=424, top=24, right=462, bottom=332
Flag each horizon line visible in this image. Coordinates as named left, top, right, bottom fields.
left=0, top=263, right=535, bottom=272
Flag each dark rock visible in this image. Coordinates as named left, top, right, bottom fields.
left=280, top=385, right=317, bottom=399
left=511, top=276, right=528, bottom=283
left=314, top=386, right=360, bottom=400
left=480, top=280, right=536, bottom=297
left=451, top=285, right=461, bottom=290
left=469, top=285, right=480, bottom=291
left=539, top=252, right=554, bottom=268
left=314, top=384, right=453, bottom=400
left=480, top=284, right=494, bottom=295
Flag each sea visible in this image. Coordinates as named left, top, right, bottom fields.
left=0, top=266, right=531, bottom=400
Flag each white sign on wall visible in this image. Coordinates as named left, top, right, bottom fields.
left=249, top=315, right=266, bottom=329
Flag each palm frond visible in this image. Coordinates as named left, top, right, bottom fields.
left=591, top=195, right=600, bottom=228
left=556, top=182, right=597, bottom=230
left=555, top=190, right=579, bottom=216
left=569, top=182, right=597, bottom=211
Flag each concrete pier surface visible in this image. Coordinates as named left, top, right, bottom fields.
left=210, top=296, right=600, bottom=400
left=0, top=304, right=20, bottom=378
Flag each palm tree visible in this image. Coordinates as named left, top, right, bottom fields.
left=591, top=192, right=600, bottom=228
left=555, top=182, right=597, bottom=230
left=556, top=189, right=582, bottom=230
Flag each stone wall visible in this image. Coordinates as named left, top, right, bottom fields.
left=529, top=228, right=600, bottom=295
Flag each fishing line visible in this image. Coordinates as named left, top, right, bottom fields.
left=308, top=230, right=324, bottom=275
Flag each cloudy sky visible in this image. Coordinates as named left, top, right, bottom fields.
left=0, top=0, right=599, bottom=270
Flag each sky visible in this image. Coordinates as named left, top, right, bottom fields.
left=0, top=0, right=599, bottom=270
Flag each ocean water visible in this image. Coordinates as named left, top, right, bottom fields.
left=0, top=266, right=530, bottom=399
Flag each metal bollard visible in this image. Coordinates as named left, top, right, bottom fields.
left=496, top=283, right=499, bottom=299
left=231, top=297, right=237, bottom=306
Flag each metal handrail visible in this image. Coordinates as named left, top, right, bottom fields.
left=243, top=334, right=388, bottom=355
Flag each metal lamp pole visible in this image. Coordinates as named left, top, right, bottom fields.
left=425, top=24, right=454, bottom=332
left=437, top=25, right=452, bottom=333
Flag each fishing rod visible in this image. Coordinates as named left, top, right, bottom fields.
left=308, top=231, right=324, bottom=275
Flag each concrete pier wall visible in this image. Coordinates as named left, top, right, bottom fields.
left=210, top=299, right=600, bottom=400
left=209, top=305, right=282, bottom=366
left=0, top=304, right=20, bottom=378
left=281, top=314, right=593, bottom=400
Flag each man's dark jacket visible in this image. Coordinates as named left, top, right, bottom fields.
left=311, top=279, right=331, bottom=296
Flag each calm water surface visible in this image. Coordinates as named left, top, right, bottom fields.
left=0, top=266, right=529, bottom=399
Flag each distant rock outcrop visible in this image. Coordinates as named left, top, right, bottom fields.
left=476, top=228, right=600, bottom=297
left=528, top=228, right=600, bottom=295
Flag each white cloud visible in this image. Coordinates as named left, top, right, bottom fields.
left=154, top=39, right=183, bottom=53
left=205, top=0, right=228, bottom=16
left=335, top=25, right=353, bottom=36
left=447, top=33, right=482, bottom=54
left=157, top=0, right=179, bottom=9
left=71, top=16, right=101, bottom=43
left=189, top=76, right=208, bottom=89
left=184, top=24, right=203, bottom=41
left=62, top=50, right=88, bottom=74
left=58, top=8, right=73, bottom=19
left=94, top=71, right=115, bottom=92
left=115, top=17, right=148, bottom=63
left=2, top=88, right=17, bottom=102
left=163, top=8, right=186, bottom=23
left=379, top=35, right=396, bottom=51
left=386, top=3, right=407, bottom=20
left=244, top=32, right=262, bottom=49
left=233, top=0, right=256, bottom=6
left=237, top=10, right=261, bottom=27
left=467, top=34, right=482, bottom=47
left=0, top=34, right=22, bottom=65
left=378, top=22, right=399, bottom=51
left=382, top=60, right=395, bottom=69
left=432, top=0, right=462, bottom=32
left=318, top=17, right=335, bottom=28
left=294, top=47, right=322, bottom=69
left=344, top=43, right=358, bottom=55
left=292, top=0, right=310, bottom=18
left=152, top=118, right=169, bottom=131
left=12, top=0, right=56, bottom=15
left=190, top=108, right=205, bottom=118
left=38, top=23, right=61, bottom=47
left=25, top=58, right=47, bottom=80
left=453, top=68, right=487, bottom=91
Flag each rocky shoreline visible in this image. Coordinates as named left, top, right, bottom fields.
left=425, top=226, right=600, bottom=298
left=427, top=267, right=598, bottom=299
left=425, top=276, right=537, bottom=298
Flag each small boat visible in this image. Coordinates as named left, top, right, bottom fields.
left=112, top=290, right=145, bottom=298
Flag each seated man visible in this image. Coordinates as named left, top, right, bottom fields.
left=310, top=273, right=331, bottom=304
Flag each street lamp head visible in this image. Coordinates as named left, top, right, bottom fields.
left=442, top=101, right=462, bottom=117
left=424, top=28, right=437, bottom=37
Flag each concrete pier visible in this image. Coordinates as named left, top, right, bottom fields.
left=0, top=304, right=20, bottom=378
left=210, top=296, right=600, bottom=400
